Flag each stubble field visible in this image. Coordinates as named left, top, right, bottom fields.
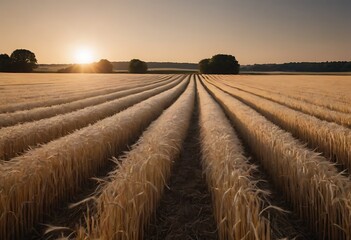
left=0, top=73, right=350, bottom=240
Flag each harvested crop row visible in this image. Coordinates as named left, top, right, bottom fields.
left=235, top=80, right=351, bottom=107
left=0, top=75, right=172, bottom=114
left=212, top=77, right=351, bottom=128
left=0, top=76, right=177, bottom=128
left=0, top=76, right=189, bottom=240
left=0, top=75, right=156, bottom=111
left=217, top=76, right=351, bottom=114
left=197, top=78, right=270, bottom=240
left=0, top=76, right=185, bottom=161
left=0, top=75, right=172, bottom=113
left=202, top=78, right=351, bottom=240
left=218, top=74, right=351, bottom=103
left=0, top=73, right=168, bottom=92
left=79, top=77, right=195, bottom=240
left=206, top=78, right=351, bottom=173
left=226, top=80, right=351, bottom=114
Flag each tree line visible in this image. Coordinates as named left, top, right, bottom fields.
left=0, top=49, right=38, bottom=72
left=1, top=49, right=240, bottom=74
left=241, top=62, right=351, bottom=72
left=57, top=59, right=148, bottom=73
left=0, top=49, right=150, bottom=74
left=4, top=48, right=350, bottom=74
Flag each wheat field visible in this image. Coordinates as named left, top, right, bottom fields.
left=0, top=73, right=350, bottom=240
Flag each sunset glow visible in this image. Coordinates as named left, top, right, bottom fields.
left=74, top=48, right=94, bottom=64
left=0, top=0, right=350, bottom=64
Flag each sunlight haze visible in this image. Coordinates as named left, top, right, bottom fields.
left=1, top=0, right=350, bottom=64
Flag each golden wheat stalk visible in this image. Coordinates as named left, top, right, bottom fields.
left=80, top=76, right=196, bottom=240
left=0, top=74, right=172, bottom=114
left=0, top=76, right=184, bottom=161
left=212, top=77, right=351, bottom=128
left=197, top=77, right=270, bottom=240
left=0, top=75, right=178, bottom=128
left=212, top=75, right=351, bottom=114
left=202, top=76, right=351, bottom=239
left=0, top=76, right=189, bottom=240
left=206, top=78, right=351, bottom=174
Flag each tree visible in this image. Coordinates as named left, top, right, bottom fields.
left=199, top=54, right=240, bottom=74
left=199, top=59, right=211, bottom=74
left=241, top=61, right=351, bottom=72
left=95, top=59, right=113, bottom=73
left=129, top=59, right=147, bottom=73
left=0, top=54, right=11, bottom=72
left=10, top=49, right=38, bottom=72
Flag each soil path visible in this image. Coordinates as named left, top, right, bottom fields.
left=144, top=97, right=218, bottom=240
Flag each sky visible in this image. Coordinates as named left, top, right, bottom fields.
left=1, top=0, right=350, bottom=65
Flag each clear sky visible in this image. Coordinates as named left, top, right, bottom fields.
left=1, top=0, right=350, bottom=64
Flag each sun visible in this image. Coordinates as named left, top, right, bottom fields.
left=74, top=48, right=94, bottom=64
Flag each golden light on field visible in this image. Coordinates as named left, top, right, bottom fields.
left=1, top=74, right=351, bottom=239
left=74, top=47, right=94, bottom=64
